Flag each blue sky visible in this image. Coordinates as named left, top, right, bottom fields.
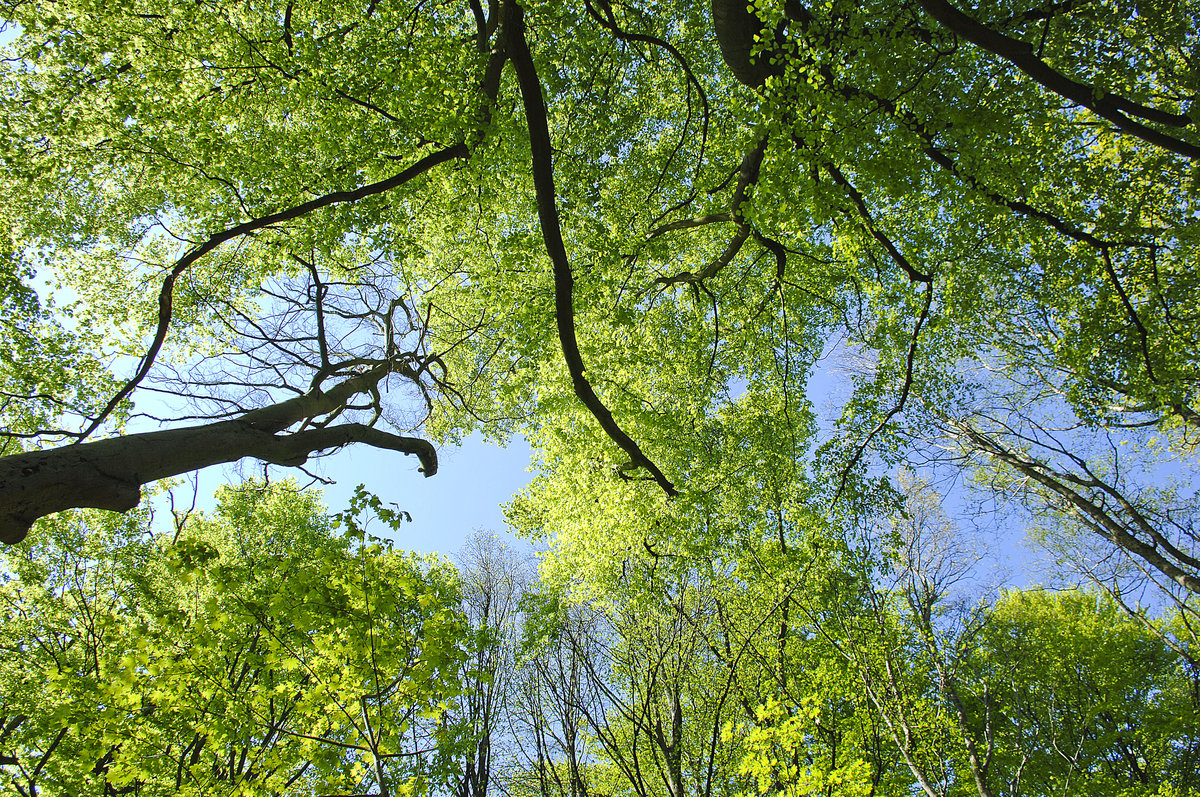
left=0, top=21, right=536, bottom=556
left=317, top=433, right=535, bottom=553
left=171, top=433, right=535, bottom=555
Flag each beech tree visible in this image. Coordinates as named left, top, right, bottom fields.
left=1, top=0, right=1196, bottom=617
left=0, top=480, right=474, bottom=796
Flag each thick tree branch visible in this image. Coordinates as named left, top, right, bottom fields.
left=0, top=369, right=437, bottom=544
left=507, top=2, right=677, bottom=497
left=824, top=162, right=932, bottom=284
left=80, top=144, right=469, bottom=441
left=655, top=228, right=750, bottom=288
left=711, top=0, right=783, bottom=87
left=913, top=0, right=1200, bottom=159
left=647, top=213, right=732, bottom=239
left=653, top=138, right=766, bottom=287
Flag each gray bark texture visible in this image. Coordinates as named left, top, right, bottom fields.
left=711, top=0, right=779, bottom=86
left=0, top=371, right=436, bottom=544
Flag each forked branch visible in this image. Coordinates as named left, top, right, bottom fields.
left=0, top=369, right=437, bottom=544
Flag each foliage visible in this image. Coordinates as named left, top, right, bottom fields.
left=1, top=0, right=1199, bottom=794
left=732, top=698, right=873, bottom=797
left=962, top=589, right=1200, bottom=796
left=0, top=480, right=473, bottom=796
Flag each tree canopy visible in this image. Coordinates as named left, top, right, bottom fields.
left=1, top=0, right=1196, bottom=595
left=1, top=0, right=1199, bottom=791
left=0, top=480, right=475, bottom=795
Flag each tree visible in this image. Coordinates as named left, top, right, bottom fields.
left=1, top=0, right=1196, bottom=669
left=557, top=570, right=735, bottom=797
left=0, top=480, right=474, bottom=796
left=447, top=531, right=533, bottom=797
left=964, top=589, right=1200, bottom=796
left=825, top=474, right=1200, bottom=797
left=509, top=592, right=599, bottom=797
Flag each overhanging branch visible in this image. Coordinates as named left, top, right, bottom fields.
left=0, top=371, right=437, bottom=544
left=913, top=0, right=1199, bottom=159
left=507, top=2, right=677, bottom=497
left=80, top=143, right=469, bottom=442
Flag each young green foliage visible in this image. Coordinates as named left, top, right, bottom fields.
left=0, top=480, right=474, bottom=796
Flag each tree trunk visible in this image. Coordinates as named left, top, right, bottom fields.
left=711, top=0, right=779, bottom=86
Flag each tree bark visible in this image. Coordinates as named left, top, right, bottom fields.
left=0, top=370, right=436, bottom=544
left=711, top=0, right=779, bottom=87
left=507, top=3, right=677, bottom=497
